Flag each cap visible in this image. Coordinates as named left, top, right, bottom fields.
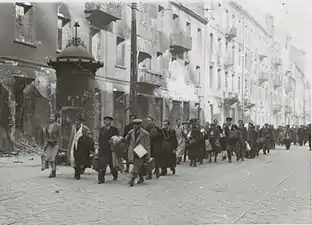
left=226, top=117, right=232, bottom=121
left=103, top=116, right=114, bottom=121
left=133, top=119, right=143, bottom=124
left=76, top=114, right=85, bottom=122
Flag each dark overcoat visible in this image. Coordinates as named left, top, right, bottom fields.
left=159, top=128, right=178, bottom=168
left=98, top=126, right=119, bottom=168
left=74, top=134, right=94, bottom=167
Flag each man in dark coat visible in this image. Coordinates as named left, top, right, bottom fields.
left=247, top=123, right=258, bottom=158
left=261, top=123, right=272, bottom=154
left=238, top=120, right=247, bottom=161
left=187, top=118, right=203, bottom=166
left=145, top=116, right=162, bottom=179
left=123, top=114, right=136, bottom=172
left=207, top=122, right=221, bottom=163
left=297, top=125, right=306, bottom=146
left=159, top=120, right=178, bottom=175
left=74, top=129, right=95, bottom=180
left=307, top=124, right=311, bottom=151
left=224, top=117, right=240, bottom=162
left=98, top=116, right=119, bottom=184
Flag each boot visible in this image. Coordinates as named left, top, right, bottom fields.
left=146, top=173, right=152, bottom=180
left=48, top=162, right=56, bottom=178
left=98, top=171, right=105, bottom=184
left=128, top=174, right=136, bottom=187
left=48, top=170, right=56, bottom=178
left=137, top=176, right=144, bottom=184
left=171, top=167, right=176, bottom=175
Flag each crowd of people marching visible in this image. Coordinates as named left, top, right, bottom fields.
left=40, top=113, right=311, bottom=187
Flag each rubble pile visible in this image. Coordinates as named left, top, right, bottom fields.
left=13, top=135, right=41, bottom=155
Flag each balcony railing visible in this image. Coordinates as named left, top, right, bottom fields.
left=272, top=104, right=282, bottom=113
left=285, top=85, right=293, bottom=93
left=225, top=26, right=237, bottom=41
left=273, top=77, right=282, bottom=89
left=137, top=68, right=165, bottom=87
left=170, top=32, right=192, bottom=53
left=257, top=71, right=269, bottom=85
left=224, top=92, right=239, bottom=106
left=85, top=2, right=121, bottom=27
left=285, top=106, right=292, bottom=114
left=224, top=54, right=234, bottom=69
left=273, top=57, right=282, bottom=67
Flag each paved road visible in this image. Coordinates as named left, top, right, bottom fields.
left=0, top=145, right=311, bottom=225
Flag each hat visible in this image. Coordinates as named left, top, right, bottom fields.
left=103, top=116, right=114, bottom=121
left=133, top=119, right=143, bottom=124
left=226, top=117, right=232, bottom=121
left=76, top=114, right=85, bottom=122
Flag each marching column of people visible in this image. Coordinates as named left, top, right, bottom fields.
left=41, top=113, right=311, bottom=185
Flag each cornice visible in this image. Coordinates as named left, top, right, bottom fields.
left=169, top=1, right=208, bottom=25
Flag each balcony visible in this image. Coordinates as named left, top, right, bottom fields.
left=258, top=48, right=268, bottom=60
left=137, top=68, right=165, bottom=88
left=170, top=32, right=192, bottom=53
left=137, top=37, right=153, bottom=63
left=285, top=106, right=292, bottom=114
left=244, top=100, right=256, bottom=109
left=272, top=104, right=282, bottom=113
left=225, top=27, right=237, bottom=41
left=224, top=92, right=239, bottom=106
left=154, top=30, right=169, bottom=53
left=285, top=85, right=293, bottom=93
left=257, top=71, right=269, bottom=85
left=84, top=2, right=121, bottom=28
left=273, top=78, right=282, bottom=89
left=273, top=57, right=282, bottom=67
left=224, top=55, right=234, bottom=69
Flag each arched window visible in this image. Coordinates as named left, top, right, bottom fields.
left=57, top=4, right=71, bottom=51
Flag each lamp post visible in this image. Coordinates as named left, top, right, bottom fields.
left=130, top=2, right=138, bottom=117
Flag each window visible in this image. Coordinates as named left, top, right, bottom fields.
left=244, top=53, right=248, bottom=68
left=196, top=66, right=201, bottom=85
left=210, top=33, right=214, bottom=53
left=91, top=29, right=101, bottom=61
left=231, top=73, right=235, bottom=92
left=141, top=58, right=151, bottom=70
left=225, top=72, right=228, bottom=89
left=238, top=76, right=241, bottom=91
left=58, top=15, right=71, bottom=51
left=197, top=28, right=202, bottom=48
left=238, top=48, right=241, bottom=65
left=116, top=37, right=126, bottom=66
left=186, top=21, right=191, bottom=36
left=157, top=5, right=164, bottom=32
left=15, top=2, right=35, bottom=43
left=225, top=41, right=229, bottom=53
left=218, top=37, right=222, bottom=55
left=232, top=45, right=235, bottom=64
left=217, top=69, right=221, bottom=90
left=209, top=66, right=214, bottom=89
left=156, top=52, right=164, bottom=73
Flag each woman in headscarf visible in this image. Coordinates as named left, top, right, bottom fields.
left=41, top=113, right=61, bottom=178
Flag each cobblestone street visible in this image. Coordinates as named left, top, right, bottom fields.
left=0, top=145, right=311, bottom=225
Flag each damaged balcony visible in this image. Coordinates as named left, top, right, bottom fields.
left=257, top=71, right=269, bottom=85
left=285, top=85, right=293, bottom=93
left=244, top=100, right=256, bottom=109
left=154, top=30, right=169, bottom=53
left=224, top=54, right=234, bottom=69
left=273, top=57, right=282, bottom=67
left=170, top=32, right=192, bottom=53
left=258, top=48, right=268, bottom=60
left=137, top=37, right=153, bottom=63
left=225, top=26, right=237, bottom=41
left=272, top=104, right=282, bottom=113
left=285, top=106, right=292, bottom=114
left=224, top=92, right=239, bottom=106
left=84, top=2, right=121, bottom=29
left=137, top=68, right=165, bottom=89
left=273, top=77, right=282, bottom=89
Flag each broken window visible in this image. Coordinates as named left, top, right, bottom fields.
left=57, top=12, right=71, bottom=51
left=116, top=36, right=126, bottom=66
left=15, top=2, right=35, bottom=43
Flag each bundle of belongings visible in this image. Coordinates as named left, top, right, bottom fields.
left=110, top=135, right=127, bottom=173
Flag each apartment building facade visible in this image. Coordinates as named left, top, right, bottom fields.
left=0, top=1, right=209, bottom=140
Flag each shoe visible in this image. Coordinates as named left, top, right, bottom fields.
left=48, top=170, right=56, bottom=178
left=137, top=178, right=144, bottom=184
left=128, top=178, right=135, bottom=187
left=113, top=176, right=118, bottom=181
left=171, top=168, right=176, bottom=175
left=98, top=180, right=105, bottom=184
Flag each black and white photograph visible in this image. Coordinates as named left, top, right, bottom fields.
left=0, top=0, right=311, bottom=224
